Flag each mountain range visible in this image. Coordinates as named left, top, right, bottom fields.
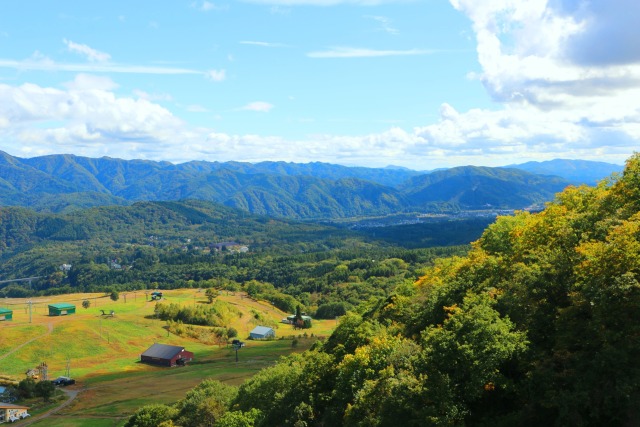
left=0, top=151, right=623, bottom=218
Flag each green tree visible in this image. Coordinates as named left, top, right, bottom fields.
left=34, top=380, right=55, bottom=402
left=124, top=404, right=178, bottom=427
left=17, top=378, right=36, bottom=399
left=110, top=290, right=119, bottom=301
left=205, top=288, right=217, bottom=303
left=216, top=409, right=262, bottom=427
left=82, top=299, right=90, bottom=309
left=174, top=379, right=237, bottom=427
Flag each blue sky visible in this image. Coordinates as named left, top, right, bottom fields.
left=0, top=0, right=638, bottom=169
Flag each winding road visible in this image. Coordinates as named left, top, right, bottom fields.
left=20, top=388, right=79, bottom=426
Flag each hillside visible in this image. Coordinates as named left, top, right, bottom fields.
left=0, top=199, right=349, bottom=278
left=399, top=165, right=569, bottom=210
left=128, top=154, right=640, bottom=426
left=0, top=290, right=334, bottom=425
left=0, top=151, right=591, bottom=218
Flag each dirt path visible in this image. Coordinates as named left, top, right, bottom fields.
left=0, top=322, right=53, bottom=361
left=20, top=388, right=79, bottom=426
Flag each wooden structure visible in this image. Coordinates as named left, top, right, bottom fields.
left=140, top=343, right=193, bottom=367
left=0, top=308, right=12, bottom=321
left=0, top=403, right=29, bottom=423
left=48, top=303, right=76, bottom=316
left=250, top=326, right=276, bottom=339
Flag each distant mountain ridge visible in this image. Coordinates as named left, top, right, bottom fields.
left=507, top=159, right=623, bottom=185
left=0, top=151, right=620, bottom=218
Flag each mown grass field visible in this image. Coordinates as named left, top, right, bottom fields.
left=0, top=290, right=333, bottom=426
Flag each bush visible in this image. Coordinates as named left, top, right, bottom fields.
left=315, top=302, right=349, bottom=319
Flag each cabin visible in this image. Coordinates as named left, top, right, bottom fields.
left=48, top=303, right=76, bottom=316
left=0, top=403, right=29, bottom=423
left=140, top=343, right=194, bottom=367
left=286, top=314, right=312, bottom=324
left=249, top=326, right=276, bottom=339
left=0, top=308, right=12, bottom=321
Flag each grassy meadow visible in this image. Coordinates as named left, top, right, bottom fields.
left=0, top=289, right=334, bottom=426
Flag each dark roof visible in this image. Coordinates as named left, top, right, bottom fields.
left=141, top=343, right=186, bottom=359
left=48, top=303, right=75, bottom=309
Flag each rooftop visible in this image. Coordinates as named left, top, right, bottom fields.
left=141, top=343, right=186, bottom=359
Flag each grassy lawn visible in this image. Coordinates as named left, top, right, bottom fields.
left=1, top=291, right=331, bottom=426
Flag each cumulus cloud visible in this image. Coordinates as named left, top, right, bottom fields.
left=554, top=0, right=640, bottom=66
left=63, top=39, right=111, bottom=62
left=0, top=81, right=184, bottom=158
left=132, top=89, right=173, bottom=102
left=0, top=79, right=629, bottom=166
left=416, top=0, right=640, bottom=164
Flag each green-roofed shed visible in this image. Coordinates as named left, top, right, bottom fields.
left=0, top=308, right=12, bottom=321
left=48, top=303, right=75, bottom=316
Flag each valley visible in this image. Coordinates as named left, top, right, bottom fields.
left=1, top=290, right=329, bottom=426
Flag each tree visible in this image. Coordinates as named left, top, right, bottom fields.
left=17, top=378, right=36, bottom=399
left=205, top=288, right=217, bottom=303
left=110, top=290, right=119, bottom=301
left=34, top=380, right=55, bottom=402
left=82, top=299, right=91, bottom=309
left=174, top=379, right=237, bottom=427
left=124, top=404, right=178, bottom=427
left=216, top=409, right=262, bottom=427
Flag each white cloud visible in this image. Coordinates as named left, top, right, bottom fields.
left=307, top=47, right=433, bottom=58
left=0, top=79, right=631, bottom=167
left=63, top=74, right=119, bottom=91
left=0, top=56, right=202, bottom=75
left=365, top=15, right=399, bottom=35
left=240, top=101, right=274, bottom=112
left=205, top=69, right=226, bottom=81
left=239, top=41, right=289, bottom=47
left=63, top=39, right=111, bottom=62
left=186, top=104, right=210, bottom=112
left=0, top=82, right=184, bottom=157
left=133, top=89, right=173, bottom=102
left=191, top=1, right=228, bottom=11
left=241, top=0, right=403, bottom=5
left=409, top=0, right=640, bottom=165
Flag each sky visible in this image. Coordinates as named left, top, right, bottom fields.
left=0, top=0, right=638, bottom=169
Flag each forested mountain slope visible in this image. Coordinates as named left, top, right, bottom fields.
left=0, top=151, right=574, bottom=217
left=399, top=165, right=569, bottom=210
left=128, top=154, right=640, bottom=426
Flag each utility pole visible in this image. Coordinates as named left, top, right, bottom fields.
left=28, top=300, right=32, bottom=323
left=65, top=358, right=71, bottom=377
